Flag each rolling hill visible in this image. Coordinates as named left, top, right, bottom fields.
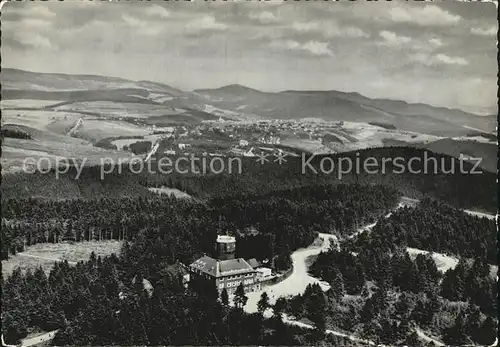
left=195, top=84, right=495, bottom=136
left=3, top=68, right=495, bottom=136
left=1, top=68, right=496, bottom=174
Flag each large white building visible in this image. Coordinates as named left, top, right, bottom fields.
left=189, top=235, right=261, bottom=294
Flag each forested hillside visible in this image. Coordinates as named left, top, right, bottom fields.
left=1, top=184, right=398, bottom=265
left=2, top=147, right=496, bottom=212
left=2, top=183, right=398, bottom=345
left=3, top=254, right=360, bottom=346
left=349, top=198, right=497, bottom=264
left=305, top=200, right=497, bottom=346
left=1, top=146, right=496, bottom=346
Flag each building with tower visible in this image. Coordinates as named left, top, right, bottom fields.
left=215, top=235, right=236, bottom=260
left=188, top=235, right=260, bottom=295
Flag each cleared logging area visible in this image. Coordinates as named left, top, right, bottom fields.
left=1, top=240, right=122, bottom=276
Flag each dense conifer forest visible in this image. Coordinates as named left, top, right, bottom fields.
left=1, top=147, right=496, bottom=212
left=349, top=198, right=497, bottom=264
left=1, top=147, right=496, bottom=346
left=306, top=200, right=497, bottom=346
left=1, top=183, right=398, bottom=345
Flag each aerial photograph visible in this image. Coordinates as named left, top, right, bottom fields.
left=0, top=1, right=497, bottom=346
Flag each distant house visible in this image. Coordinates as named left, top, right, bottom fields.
left=178, top=143, right=191, bottom=150
left=237, top=226, right=260, bottom=238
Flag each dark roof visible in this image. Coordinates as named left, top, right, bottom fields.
left=219, top=258, right=254, bottom=275
left=247, top=258, right=260, bottom=269
left=190, top=256, right=218, bottom=277
left=189, top=256, right=254, bottom=278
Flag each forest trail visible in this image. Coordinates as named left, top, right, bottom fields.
left=415, top=328, right=444, bottom=346
left=401, top=196, right=496, bottom=220
left=462, top=209, right=496, bottom=220
left=346, top=201, right=406, bottom=240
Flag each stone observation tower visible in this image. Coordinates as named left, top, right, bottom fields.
left=189, top=234, right=260, bottom=295
left=215, top=235, right=236, bottom=260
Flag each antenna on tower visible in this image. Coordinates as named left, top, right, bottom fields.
left=218, top=215, right=225, bottom=234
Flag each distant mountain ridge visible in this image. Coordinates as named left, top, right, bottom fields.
left=1, top=68, right=496, bottom=136
left=195, top=84, right=496, bottom=136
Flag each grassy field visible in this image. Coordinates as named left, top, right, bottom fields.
left=73, top=119, right=151, bottom=143
left=54, top=100, right=180, bottom=119
left=1, top=109, right=82, bottom=132
left=1, top=98, right=66, bottom=109
left=2, top=240, right=123, bottom=276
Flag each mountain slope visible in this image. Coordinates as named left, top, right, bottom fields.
left=2, top=68, right=495, bottom=136
left=195, top=85, right=495, bottom=136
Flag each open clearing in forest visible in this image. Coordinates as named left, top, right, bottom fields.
left=148, top=187, right=193, bottom=199
left=1, top=240, right=122, bottom=276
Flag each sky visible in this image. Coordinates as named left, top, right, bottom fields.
left=1, top=0, right=498, bottom=114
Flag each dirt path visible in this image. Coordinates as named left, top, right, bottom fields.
left=18, top=330, right=58, bottom=347
left=402, top=196, right=496, bottom=220
left=415, top=328, right=444, bottom=346
left=347, top=202, right=405, bottom=240
left=282, top=315, right=378, bottom=346
left=462, top=209, right=496, bottom=220
left=144, top=141, right=159, bottom=162
left=67, top=118, right=83, bottom=136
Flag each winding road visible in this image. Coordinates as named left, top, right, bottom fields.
left=242, top=230, right=381, bottom=345
left=19, top=331, right=58, bottom=347
left=245, top=233, right=338, bottom=314
left=243, top=198, right=497, bottom=345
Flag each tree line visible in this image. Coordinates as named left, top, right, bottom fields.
left=349, top=198, right=496, bottom=264
left=304, top=201, right=496, bottom=345
left=2, top=147, right=496, bottom=213
left=2, top=182, right=400, bottom=346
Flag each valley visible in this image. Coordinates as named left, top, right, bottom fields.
left=2, top=68, right=497, bottom=175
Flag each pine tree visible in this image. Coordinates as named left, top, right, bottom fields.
left=443, top=313, right=471, bottom=346
left=220, top=288, right=229, bottom=306
left=257, top=292, right=270, bottom=315
left=440, top=267, right=464, bottom=302
left=273, top=297, right=287, bottom=319
left=331, top=271, right=345, bottom=299
left=405, top=331, right=424, bottom=347
left=475, top=316, right=497, bottom=346
left=361, top=283, right=370, bottom=299
left=234, top=283, right=248, bottom=309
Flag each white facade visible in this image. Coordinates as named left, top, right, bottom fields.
left=256, top=267, right=272, bottom=280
